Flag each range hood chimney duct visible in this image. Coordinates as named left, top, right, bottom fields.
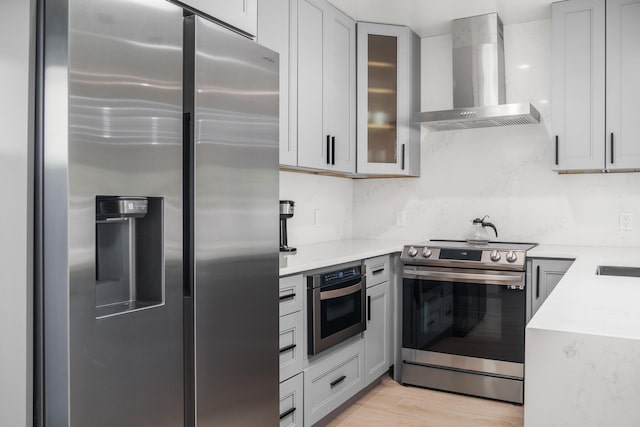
left=418, top=13, right=541, bottom=131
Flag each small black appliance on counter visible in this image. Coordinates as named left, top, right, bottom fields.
left=280, top=200, right=296, bottom=252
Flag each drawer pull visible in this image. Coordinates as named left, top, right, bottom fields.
left=279, top=293, right=296, bottom=302
left=279, top=407, right=296, bottom=420
left=371, top=267, right=385, bottom=275
left=279, top=344, right=296, bottom=354
left=330, top=375, right=346, bottom=388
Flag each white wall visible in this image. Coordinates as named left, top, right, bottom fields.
left=353, top=20, right=640, bottom=246
left=0, top=1, right=34, bottom=426
left=280, top=171, right=354, bottom=246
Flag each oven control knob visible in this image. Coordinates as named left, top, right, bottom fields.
left=407, top=246, right=418, bottom=257
left=490, top=250, right=501, bottom=262
left=421, top=247, right=432, bottom=258
left=506, top=251, right=518, bottom=263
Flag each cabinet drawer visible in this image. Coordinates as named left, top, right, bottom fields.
left=365, top=255, right=390, bottom=288
left=280, top=372, right=304, bottom=427
left=280, top=274, right=304, bottom=317
left=280, top=310, right=304, bottom=382
left=305, top=338, right=365, bottom=425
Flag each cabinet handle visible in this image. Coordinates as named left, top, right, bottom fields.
left=401, top=144, right=406, bottom=170
left=279, top=293, right=295, bottom=302
left=555, top=136, right=559, bottom=166
left=279, top=344, right=296, bottom=354
left=279, top=407, right=296, bottom=420
left=535, top=265, right=540, bottom=299
left=367, top=295, right=371, bottom=322
left=331, top=136, right=336, bottom=165
left=372, top=267, right=384, bottom=275
left=610, top=132, right=614, bottom=164
left=427, top=320, right=436, bottom=327
left=326, top=135, right=330, bottom=164
left=330, top=375, right=346, bottom=388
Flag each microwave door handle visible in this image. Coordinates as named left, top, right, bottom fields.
left=320, top=282, right=362, bottom=300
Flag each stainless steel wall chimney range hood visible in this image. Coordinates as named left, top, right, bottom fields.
left=418, top=13, right=541, bottom=131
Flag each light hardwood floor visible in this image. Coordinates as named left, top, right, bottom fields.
left=326, top=376, right=524, bottom=427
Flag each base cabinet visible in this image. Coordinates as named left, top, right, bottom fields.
left=304, top=337, right=365, bottom=426
left=364, top=281, right=391, bottom=386
left=529, top=258, right=574, bottom=318
left=280, top=310, right=305, bottom=382
left=280, top=372, right=304, bottom=427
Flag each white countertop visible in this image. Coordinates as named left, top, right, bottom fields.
left=279, top=239, right=406, bottom=276
left=527, top=244, right=640, bottom=340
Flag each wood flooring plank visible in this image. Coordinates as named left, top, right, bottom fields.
left=326, top=376, right=524, bottom=427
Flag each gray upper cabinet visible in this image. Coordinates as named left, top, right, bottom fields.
left=258, top=0, right=297, bottom=166
left=297, top=0, right=356, bottom=174
left=357, top=23, right=421, bottom=177
left=606, top=0, right=640, bottom=171
left=258, top=0, right=356, bottom=174
left=187, top=0, right=257, bottom=36
left=552, top=0, right=605, bottom=171
left=552, top=0, right=640, bottom=172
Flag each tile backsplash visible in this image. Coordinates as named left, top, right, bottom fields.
left=280, top=171, right=354, bottom=246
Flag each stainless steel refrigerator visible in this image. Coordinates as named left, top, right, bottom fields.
left=36, top=1, right=279, bottom=426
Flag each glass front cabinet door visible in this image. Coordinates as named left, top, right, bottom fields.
left=356, top=22, right=421, bottom=176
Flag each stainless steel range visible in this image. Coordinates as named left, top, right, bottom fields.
left=400, top=240, right=536, bottom=404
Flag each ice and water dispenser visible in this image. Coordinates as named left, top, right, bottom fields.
left=95, top=196, right=164, bottom=318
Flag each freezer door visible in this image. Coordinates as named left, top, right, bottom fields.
left=42, top=0, right=184, bottom=426
left=187, top=16, right=280, bottom=427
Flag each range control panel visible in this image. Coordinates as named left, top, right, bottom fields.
left=401, top=245, right=527, bottom=271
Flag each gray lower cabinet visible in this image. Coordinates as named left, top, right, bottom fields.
left=280, top=372, right=304, bottom=427
left=304, top=337, right=365, bottom=426
left=279, top=275, right=305, bottom=423
left=364, top=281, right=391, bottom=386
left=279, top=274, right=304, bottom=317
left=280, top=309, right=305, bottom=383
left=365, top=255, right=390, bottom=287
left=529, top=258, right=575, bottom=318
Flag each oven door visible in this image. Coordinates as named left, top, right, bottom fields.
left=402, top=266, right=526, bottom=376
left=309, top=277, right=366, bottom=355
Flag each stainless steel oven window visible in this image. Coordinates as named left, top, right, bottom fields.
left=403, top=267, right=526, bottom=364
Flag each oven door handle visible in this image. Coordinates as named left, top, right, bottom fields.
left=403, top=270, right=524, bottom=286
left=320, top=282, right=362, bottom=300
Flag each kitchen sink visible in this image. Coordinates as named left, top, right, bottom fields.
left=596, top=265, right=640, bottom=278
